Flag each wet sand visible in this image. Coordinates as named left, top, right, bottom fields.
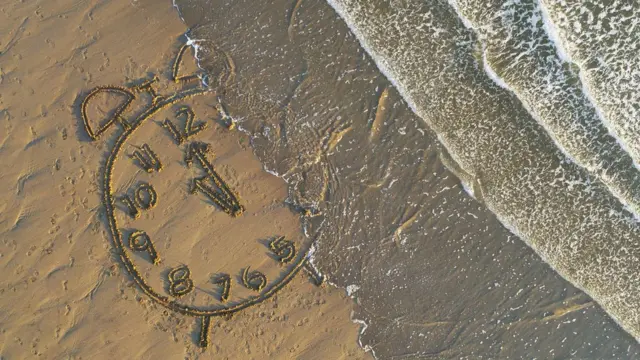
left=0, top=0, right=367, bottom=358
left=1, top=0, right=639, bottom=358
left=173, top=0, right=640, bottom=358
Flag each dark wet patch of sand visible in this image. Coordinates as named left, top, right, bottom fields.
left=173, top=0, right=640, bottom=358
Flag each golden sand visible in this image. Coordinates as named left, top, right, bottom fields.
left=0, top=0, right=369, bottom=358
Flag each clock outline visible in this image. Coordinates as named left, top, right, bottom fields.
left=80, top=43, right=323, bottom=348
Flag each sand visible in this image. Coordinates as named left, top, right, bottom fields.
left=168, top=0, right=640, bottom=358
left=0, top=0, right=368, bottom=358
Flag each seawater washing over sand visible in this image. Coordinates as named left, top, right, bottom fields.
left=172, top=0, right=640, bottom=358
left=324, top=0, right=640, bottom=340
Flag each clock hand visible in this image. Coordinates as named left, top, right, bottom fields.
left=185, top=142, right=244, bottom=215
left=191, top=177, right=242, bottom=217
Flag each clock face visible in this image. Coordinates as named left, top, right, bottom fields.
left=105, top=96, right=311, bottom=315
left=82, top=44, right=322, bottom=348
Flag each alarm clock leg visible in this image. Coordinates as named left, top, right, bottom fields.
left=198, top=315, right=212, bottom=348
left=303, top=260, right=324, bottom=286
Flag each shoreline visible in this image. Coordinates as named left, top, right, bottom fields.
left=172, top=0, right=640, bottom=357
left=0, top=0, right=369, bottom=358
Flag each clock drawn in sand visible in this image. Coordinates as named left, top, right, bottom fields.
left=78, top=43, right=323, bottom=348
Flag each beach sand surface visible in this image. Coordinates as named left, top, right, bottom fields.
left=0, top=0, right=368, bottom=358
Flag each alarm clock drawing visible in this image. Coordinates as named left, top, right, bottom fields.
left=79, top=43, right=323, bottom=348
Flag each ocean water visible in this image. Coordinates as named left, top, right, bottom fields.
left=172, top=0, right=640, bottom=358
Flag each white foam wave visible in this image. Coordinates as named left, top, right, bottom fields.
left=537, top=0, right=640, bottom=172
left=445, top=0, right=640, bottom=222
left=325, top=0, right=640, bottom=343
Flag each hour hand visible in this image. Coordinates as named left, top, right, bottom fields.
left=186, top=142, right=244, bottom=217
left=190, top=177, right=244, bottom=217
